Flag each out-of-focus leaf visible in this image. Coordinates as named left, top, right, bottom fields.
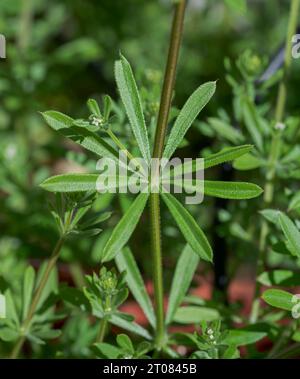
left=115, top=247, right=155, bottom=327
left=166, top=245, right=199, bottom=325
left=262, top=289, right=294, bottom=311
left=258, top=270, right=300, bottom=287
left=173, top=306, right=219, bottom=324
left=279, top=213, right=300, bottom=258
left=233, top=153, right=263, bottom=170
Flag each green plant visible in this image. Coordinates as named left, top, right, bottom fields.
left=1, top=0, right=300, bottom=361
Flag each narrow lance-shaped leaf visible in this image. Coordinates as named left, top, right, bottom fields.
left=207, top=117, right=244, bottom=144
left=278, top=213, right=300, bottom=258
left=173, top=306, right=219, bottom=324
left=169, top=145, right=253, bottom=178
left=203, top=181, right=263, bottom=200
left=242, top=99, right=264, bottom=152
left=22, top=266, right=36, bottom=322
left=262, top=289, right=294, bottom=311
left=115, top=55, right=151, bottom=164
left=115, top=247, right=156, bottom=327
left=110, top=314, right=152, bottom=340
left=167, top=180, right=263, bottom=200
left=40, top=174, right=98, bottom=193
left=40, top=173, right=130, bottom=193
left=161, top=193, right=213, bottom=262
left=101, top=192, right=149, bottom=262
left=163, top=82, right=216, bottom=159
left=166, top=245, right=199, bottom=324
left=204, top=144, right=253, bottom=169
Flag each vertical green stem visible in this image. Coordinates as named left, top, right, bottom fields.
left=10, top=237, right=65, bottom=359
left=150, top=0, right=186, bottom=348
left=250, top=0, right=300, bottom=323
left=96, top=317, right=108, bottom=343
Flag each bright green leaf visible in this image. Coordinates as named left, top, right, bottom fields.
left=161, top=193, right=213, bottom=262
left=163, top=82, right=216, bottom=159
left=40, top=174, right=98, bottom=193
left=204, top=181, right=263, bottom=199
left=102, top=192, right=149, bottom=262
left=115, top=55, right=151, bottom=163
left=262, top=289, right=294, bottom=311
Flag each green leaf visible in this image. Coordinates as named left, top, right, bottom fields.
left=166, top=245, right=199, bottom=325
left=223, top=345, right=240, bottom=359
left=278, top=213, right=300, bottom=258
left=242, top=99, right=264, bottom=152
left=115, top=247, right=155, bottom=327
left=115, top=55, right=151, bottom=163
left=40, top=174, right=98, bottom=192
left=41, top=110, right=73, bottom=130
left=0, top=326, right=19, bottom=342
left=0, top=294, right=5, bottom=319
left=233, top=153, right=263, bottom=171
left=173, top=306, right=219, bottom=324
left=179, top=180, right=263, bottom=200
left=170, top=145, right=253, bottom=178
left=5, top=290, right=19, bottom=327
left=163, top=82, right=216, bottom=159
left=22, top=266, right=36, bottom=322
left=161, top=193, right=213, bottom=262
left=203, top=181, right=263, bottom=200
left=41, top=111, right=119, bottom=162
left=204, top=145, right=253, bottom=169
left=110, top=314, right=152, bottom=340
left=262, top=289, right=294, bottom=311
left=116, top=334, right=134, bottom=353
left=101, top=192, right=149, bottom=262
left=87, top=99, right=101, bottom=117
left=258, top=270, right=300, bottom=287
left=288, top=191, right=300, bottom=211
left=207, top=117, right=244, bottom=144
left=222, top=329, right=266, bottom=346
left=259, top=209, right=280, bottom=225
left=93, top=342, right=121, bottom=359
left=224, top=0, right=247, bottom=14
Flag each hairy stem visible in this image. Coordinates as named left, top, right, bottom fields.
left=250, top=0, right=300, bottom=323
left=150, top=0, right=186, bottom=348
left=10, top=237, right=65, bottom=359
